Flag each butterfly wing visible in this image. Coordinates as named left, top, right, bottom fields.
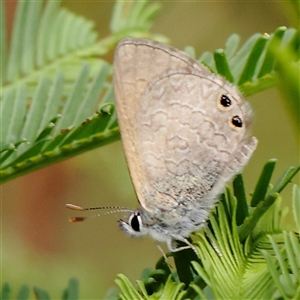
left=113, top=38, right=257, bottom=215
left=113, top=38, right=207, bottom=208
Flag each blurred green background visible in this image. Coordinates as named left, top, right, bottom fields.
left=2, top=1, right=299, bottom=299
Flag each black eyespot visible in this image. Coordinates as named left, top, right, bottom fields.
left=231, top=115, right=243, bottom=128
left=131, top=213, right=140, bottom=232
left=220, top=94, right=232, bottom=107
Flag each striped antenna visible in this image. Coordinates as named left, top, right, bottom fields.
left=66, top=203, right=134, bottom=222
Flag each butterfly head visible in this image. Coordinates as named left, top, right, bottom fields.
left=118, top=211, right=148, bottom=237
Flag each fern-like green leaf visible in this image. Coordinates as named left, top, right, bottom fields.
left=262, top=232, right=300, bottom=299
left=33, top=286, right=51, bottom=300
left=115, top=274, right=144, bottom=300
left=62, top=278, right=79, bottom=300
left=116, top=273, right=187, bottom=300
left=110, top=0, right=161, bottom=34
left=1, top=282, right=11, bottom=300
left=0, top=278, right=79, bottom=300
left=232, top=173, right=248, bottom=225
left=114, top=162, right=299, bottom=300
left=17, top=285, right=30, bottom=300
left=292, top=184, right=300, bottom=234
left=198, top=26, right=298, bottom=97
left=251, top=158, right=277, bottom=207
left=238, top=164, right=300, bottom=242
left=0, top=0, right=162, bottom=184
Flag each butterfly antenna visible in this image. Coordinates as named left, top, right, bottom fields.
left=66, top=203, right=134, bottom=222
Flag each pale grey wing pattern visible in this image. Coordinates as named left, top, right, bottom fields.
left=113, top=38, right=211, bottom=210
left=136, top=71, right=257, bottom=213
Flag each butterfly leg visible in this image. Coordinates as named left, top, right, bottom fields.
left=156, top=244, right=175, bottom=268
left=167, top=236, right=198, bottom=255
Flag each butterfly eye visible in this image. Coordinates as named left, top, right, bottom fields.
left=231, top=115, right=243, bottom=128
left=220, top=94, right=232, bottom=107
left=130, top=213, right=141, bottom=232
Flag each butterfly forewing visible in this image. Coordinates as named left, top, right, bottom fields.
left=113, top=38, right=207, bottom=211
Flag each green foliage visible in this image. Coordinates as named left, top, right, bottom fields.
left=197, top=27, right=299, bottom=97
left=0, top=0, right=163, bottom=183
left=114, top=161, right=300, bottom=300
left=1, top=0, right=298, bottom=183
left=1, top=278, right=79, bottom=300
